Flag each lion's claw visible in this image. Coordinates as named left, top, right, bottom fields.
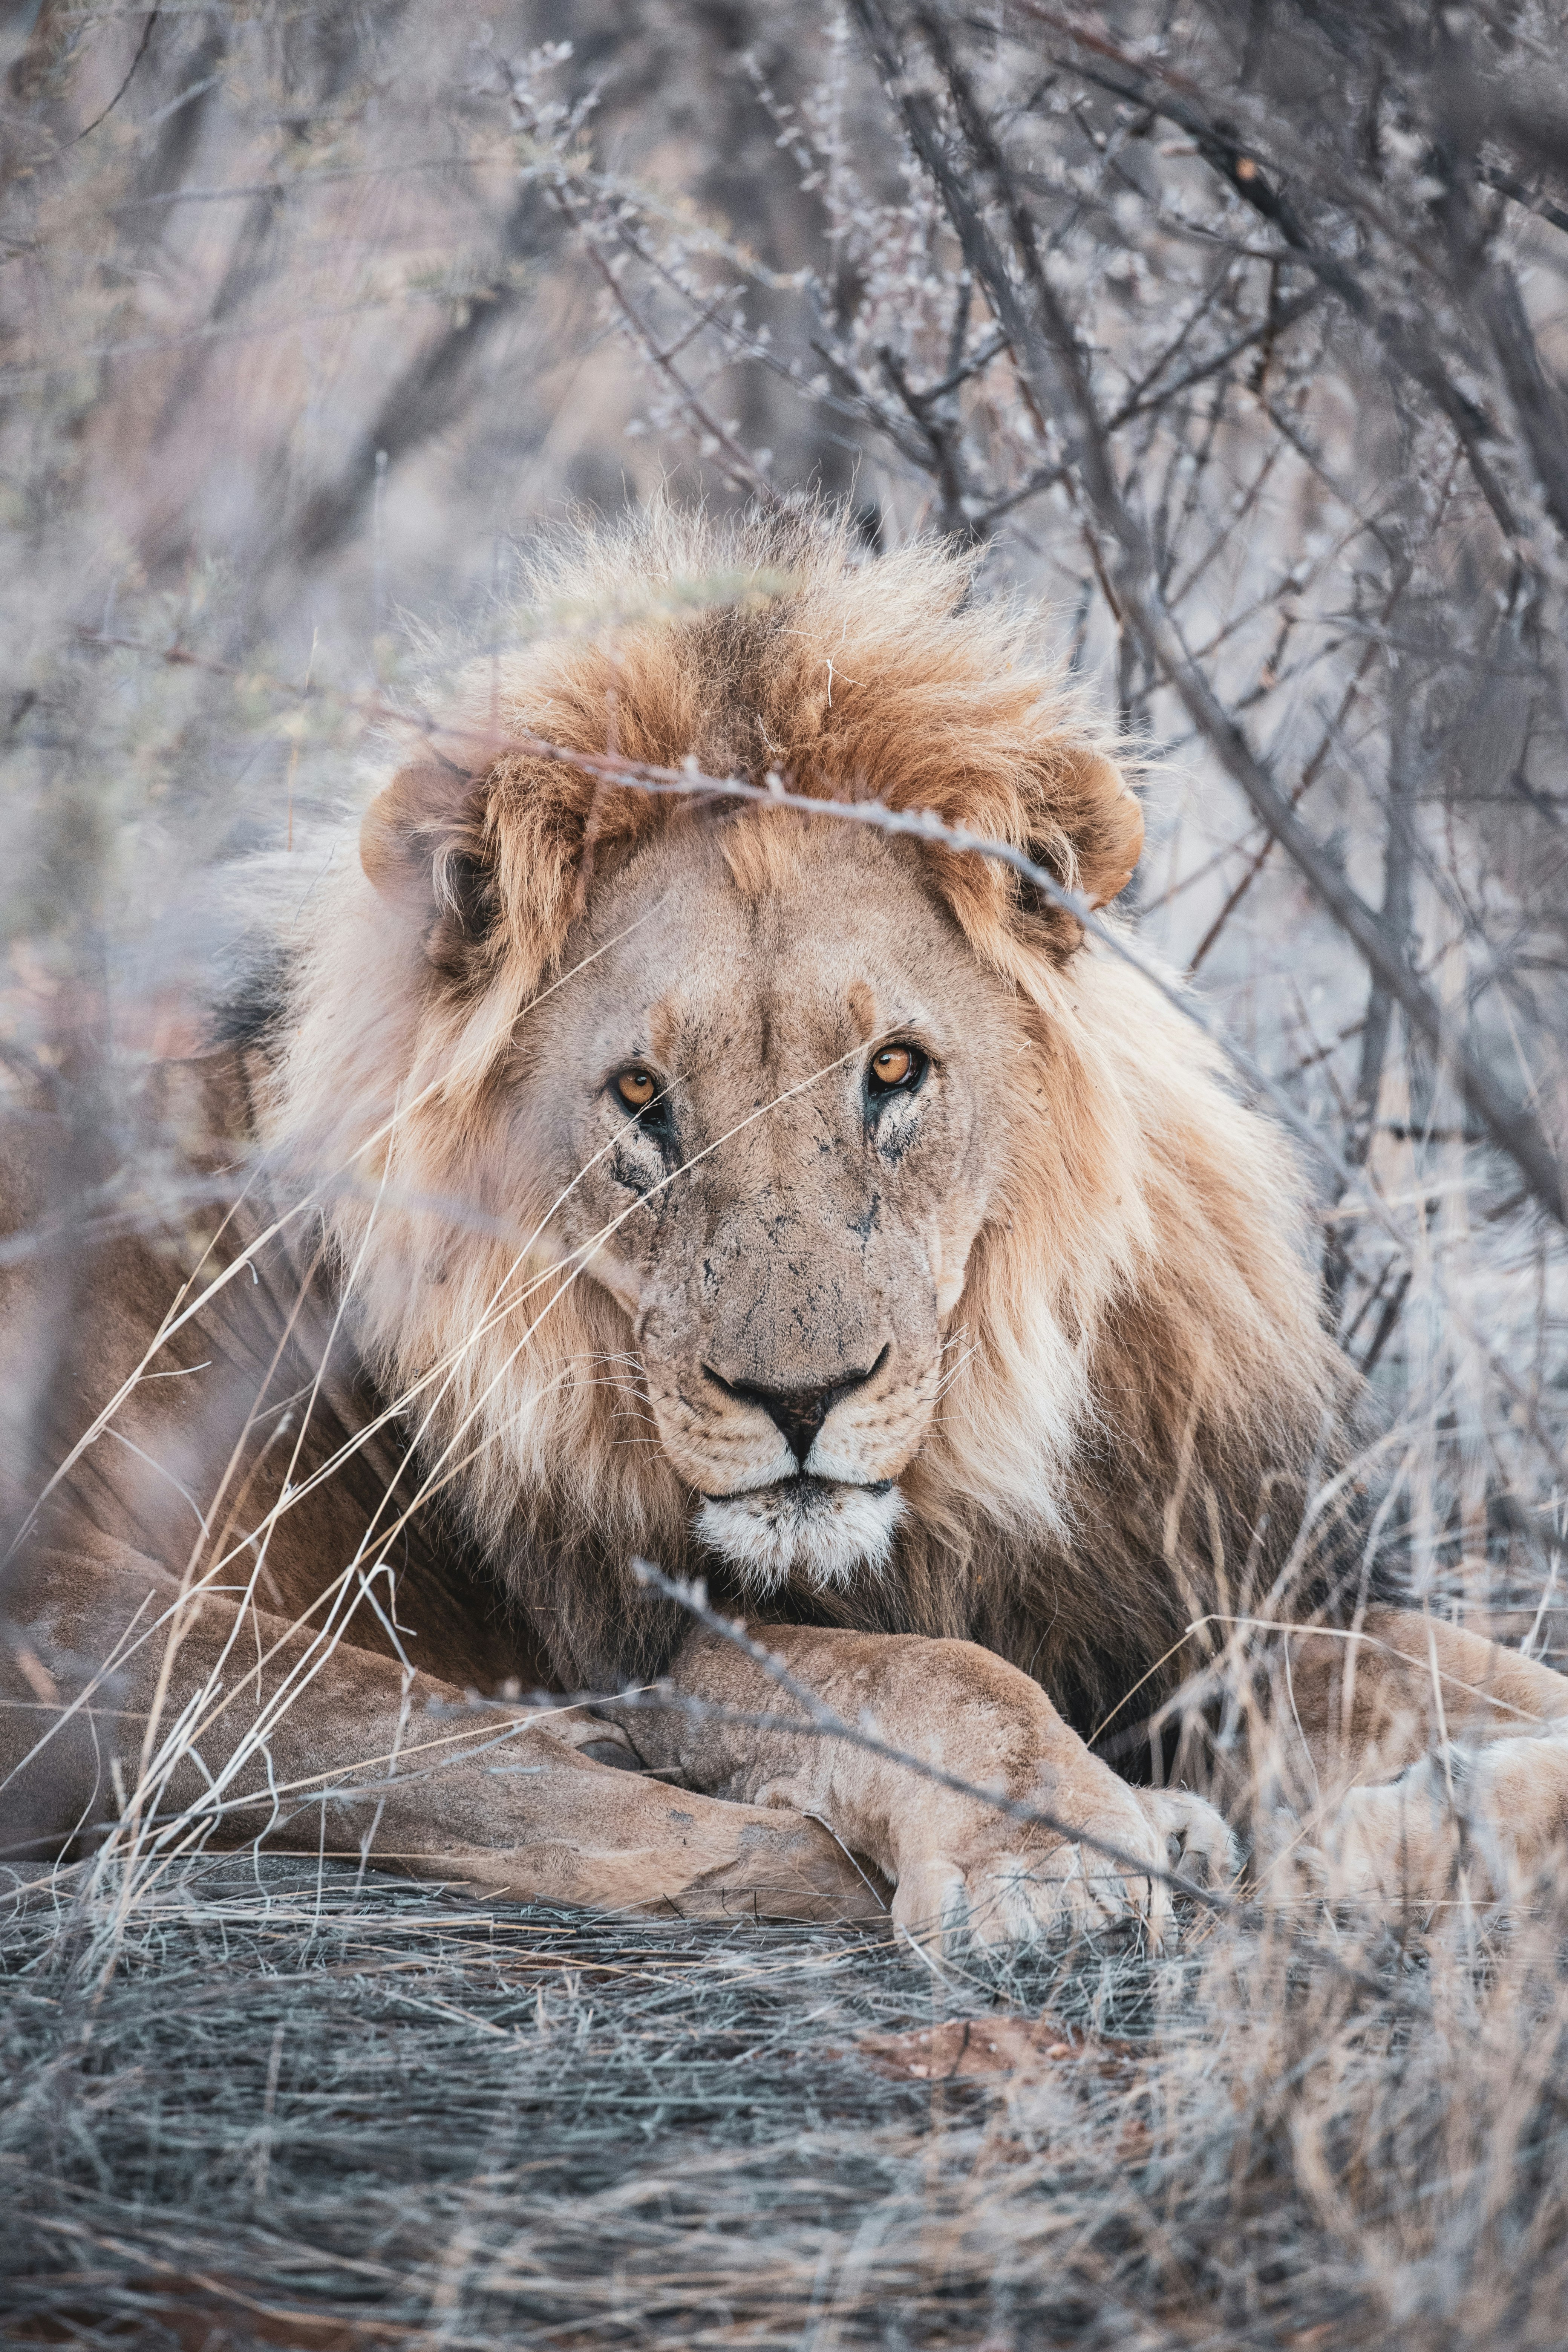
left=890, top=1783, right=1236, bottom=1957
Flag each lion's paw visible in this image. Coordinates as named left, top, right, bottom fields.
left=1301, top=1725, right=1568, bottom=1908
left=1135, top=1786, right=1242, bottom=1888
left=890, top=1782, right=1236, bottom=1957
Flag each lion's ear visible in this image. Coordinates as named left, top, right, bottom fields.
left=360, top=758, right=500, bottom=975
left=1043, top=748, right=1144, bottom=913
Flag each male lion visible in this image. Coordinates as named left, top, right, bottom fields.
left=4, top=509, right=1566, bottom=1943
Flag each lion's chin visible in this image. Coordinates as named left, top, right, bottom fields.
left=694, top=1478, right=906, bottom=1594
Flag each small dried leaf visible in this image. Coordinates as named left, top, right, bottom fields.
left=858, top=2014, right=1141, bottom=2082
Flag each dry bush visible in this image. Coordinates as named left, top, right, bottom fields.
left=3, top=3, right=1568, bottom=2344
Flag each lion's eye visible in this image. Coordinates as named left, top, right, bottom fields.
left=867, top=1044, right=925, bottom=1097
left=615, top=1068, right=658, bottom=1111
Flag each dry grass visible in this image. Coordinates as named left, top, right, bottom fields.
left=5, top=1860, right=1568, bottom=2349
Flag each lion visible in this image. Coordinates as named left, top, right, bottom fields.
left=3, top=505, right=1566, bottom=1944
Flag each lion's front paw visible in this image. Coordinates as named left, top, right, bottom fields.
left=1303, top=1725, right=1568, bottom=1908
left=890, top=1781, right=1235, bottom=1957
left=1136, top=1786, right=1243, bottom=1887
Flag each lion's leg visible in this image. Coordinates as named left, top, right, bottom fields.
left=1262, top=1606, right=1568, bottom=1903
left=613, top=1624, right=1238, bottom=1950
left=0, top=1542, right=881, bottom=1922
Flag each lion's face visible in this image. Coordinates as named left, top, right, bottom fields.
left=288, top=516, right=1338, bottom=1701
left=522, top=817, right=1018, bottom=1591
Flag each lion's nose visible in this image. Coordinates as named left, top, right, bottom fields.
left=707, top=1350, right=887, bottom=1471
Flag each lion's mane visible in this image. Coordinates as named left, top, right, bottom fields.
left=259, top=505, right=1351, bottom=1749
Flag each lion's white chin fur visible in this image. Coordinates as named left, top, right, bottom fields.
left=695, top=1480, right=906, bottom=1594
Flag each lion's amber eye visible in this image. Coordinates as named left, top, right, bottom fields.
left=616, top=1068, right=657, bottom=1111
left=868, top=1044, right=923, bottom=1097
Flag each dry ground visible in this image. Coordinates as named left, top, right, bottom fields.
left=5, top=1860, right=1568, bottom=2350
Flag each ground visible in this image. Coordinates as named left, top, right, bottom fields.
left=5, top=1859, right=1568, bottom=2349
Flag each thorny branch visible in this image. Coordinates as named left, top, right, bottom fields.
left=848, top=0, right=1565, bottom=1229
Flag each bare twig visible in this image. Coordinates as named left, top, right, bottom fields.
left=850, top=0, right=1566, bottom=1228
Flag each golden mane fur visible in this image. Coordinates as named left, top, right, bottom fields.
left=261, top=506, right=1351, bottom=1742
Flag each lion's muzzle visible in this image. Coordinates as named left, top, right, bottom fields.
left=651, top=1341, right=937, bottom=1592
left=695, top=1475, right=908, bottom=1592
